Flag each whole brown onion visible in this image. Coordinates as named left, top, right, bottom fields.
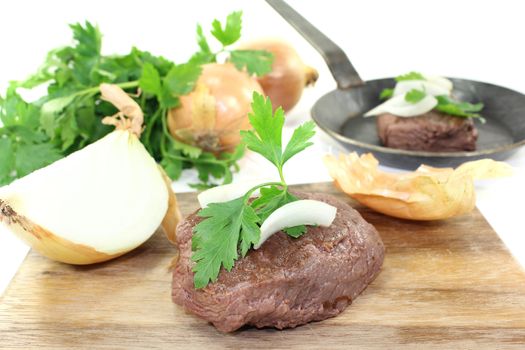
left=167, top=63, right=264, bottom=153
left=239, top=38, right=318, bottom=112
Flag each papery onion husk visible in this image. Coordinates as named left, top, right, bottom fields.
left=323, top=152, right=512, bottom=220
left=159, top=166, right=182, bottom=245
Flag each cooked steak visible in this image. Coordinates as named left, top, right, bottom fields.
left=376, top=111, right=478, bottom=152
left=172, top=192, right=384, bottom=332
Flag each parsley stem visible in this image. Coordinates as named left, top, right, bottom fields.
left=116, top=81, right=140, bottom=90
left=277, top=166, right=287, bottom=191
left=143, top=108, right=162, bottom=147
left=243, top=182, right=284, bottom=204
left=164, top=152, right=230, bottom=166
left=69, top=81, right=140, bottom=99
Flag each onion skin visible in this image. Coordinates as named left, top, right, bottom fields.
left=324, top=152, right=512, bottom=221
left=239, top=39, right=318, bottom=112
left=0, top=200, right=120, bottom=264
left=159, top=166, right=182, bottom=245
left=100, top=83, right=143, bottom=136
left=167, top=63, right=264, bottom=152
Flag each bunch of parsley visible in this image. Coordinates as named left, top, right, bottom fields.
left=0, top=12, right=272, bottom=187
left=191, top=92, right=316, bottom=289
left=380, top=71, right=484, bottom=120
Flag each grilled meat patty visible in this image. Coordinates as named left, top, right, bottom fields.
left=172, top=192, right=385, bottom=332
left=377, top=111, right=478, bottom=152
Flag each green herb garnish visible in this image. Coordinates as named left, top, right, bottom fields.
left=380, top=71, right=425, bottom=99
left=403, top=91, right=484, bottom=119
left=405, top=89, right=427, bottom=104
left=379, top=88, right=394, bottom=100
left=435, top=95, right=484, bottom=119
left=211, top=11, right=243, bottom=46
left=395, top=71, right=425, bottom=82
left=376, top=71, right=485, bottom=120
left=0, top=11, right=273, bottom=187
left=192, top=12, right=274, bottom=77
left=191, top=92, right=316, bottom=288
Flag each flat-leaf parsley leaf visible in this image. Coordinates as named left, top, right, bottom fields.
left=404, top=89, right=427, bottom=104
left=0, top=11, right=272, bottom=188
left=435, top=95, right=484, bottom=119
left=191, top=92, right=316, bottom=288
left=395, top=71, right=424, bottom=82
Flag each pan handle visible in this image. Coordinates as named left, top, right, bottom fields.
left=265, top=0, right=364, bottom=89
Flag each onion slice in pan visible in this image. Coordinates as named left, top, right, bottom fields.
left=393, top=80, right=451, bottom=97
left=423, top=75, right=453, bottom=91
left=254, top=199, right=337, bottom=249
left=364, top=93, right=438, bottom=117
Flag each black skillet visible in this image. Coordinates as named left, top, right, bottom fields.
left=266, top=0, right=525, bottom=169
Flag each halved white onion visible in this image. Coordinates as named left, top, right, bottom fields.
left=0, top=84, right=181, bottom=264
left=254, top=199, right=337, bottom=249
left=364, top=93, right=438, bottom=118
left=393, top=80, right=451, bottom=97
left=197, top=180, right=262, bottom=208
left=0, top=130, right=170, bottom=264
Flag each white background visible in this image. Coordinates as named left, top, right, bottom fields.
left=1, top=0, right=525, bottom=295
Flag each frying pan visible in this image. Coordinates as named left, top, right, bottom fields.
left=266, top=0, right=525, bottom=168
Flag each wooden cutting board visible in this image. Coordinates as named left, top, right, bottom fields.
left=1, top=182, right=525, bottom=349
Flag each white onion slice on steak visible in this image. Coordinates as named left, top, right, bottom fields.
left=393, top=80, right=451, bottom=97
left=254, top=200, right=337, bottom=249
left=364, top=93, right=438, bottom=118
left=198, top=180, right=261, bottom=208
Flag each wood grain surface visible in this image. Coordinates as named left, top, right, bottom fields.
left=1, top=182, right=524, bottom=349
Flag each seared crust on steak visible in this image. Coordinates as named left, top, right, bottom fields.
left=172, top=192, right=385, bottom=332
